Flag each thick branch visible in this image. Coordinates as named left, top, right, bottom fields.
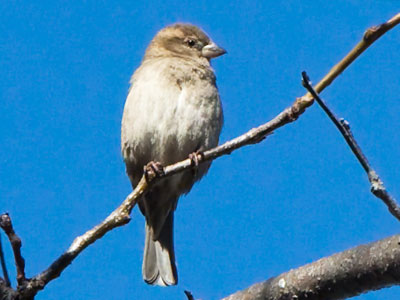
left=222, top=235, right=400, bottom=300
left=0, top=279, right=18, bottom=300
left=302, top=72, right=400, bottom=221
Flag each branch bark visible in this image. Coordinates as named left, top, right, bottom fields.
left=0, top=214, right=26, bottom=286
left=222, top=235, right=400, bottom=300
left=0, top=233, right=11, bottom=287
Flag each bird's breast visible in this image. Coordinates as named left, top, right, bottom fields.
left=121, top=59, right=223, bottom=171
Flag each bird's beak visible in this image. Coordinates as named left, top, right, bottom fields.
left=202, top=42, right=227, bottom=59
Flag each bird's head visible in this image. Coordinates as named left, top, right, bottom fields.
left=144, top=23, right=226, bottom=63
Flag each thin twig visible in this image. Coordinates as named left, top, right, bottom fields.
left=310, top=13, right=400, bottom=96
left=0, top=233, right=11, bottom=287
left=0, top=214, right=26, bottom=286
left=184, top=290, right=196, bottom=300
left=302, top=71, right=400, bottom=221
left=7, top=12, right=400, bottom=299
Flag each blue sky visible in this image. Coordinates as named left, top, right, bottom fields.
left=1, top=1, right=399, bottom=299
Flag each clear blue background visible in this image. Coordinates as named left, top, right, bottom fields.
left=1, top=1, right=399, bottom=299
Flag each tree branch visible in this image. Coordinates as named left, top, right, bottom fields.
left=310, top=13, right=400, bottom=96
left=222, top=235, right=400, bottom=300
left=0, top=214, right=26, bottom=286
left=2, top=12, right=399, bottom=300
left=0, top=279, right=18, bottom=300
left=0, top=233, right=11, bottom=287
left=184, top=290, right=196, bottom=300
left=301, top=71, right=400, bottom=221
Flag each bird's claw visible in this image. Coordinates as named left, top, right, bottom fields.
left=144, top=161, right=165, bottom=182
left=189, top=151, right=204, bottom=177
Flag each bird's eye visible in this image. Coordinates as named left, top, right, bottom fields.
left=186, top=39, right=196, bottom=47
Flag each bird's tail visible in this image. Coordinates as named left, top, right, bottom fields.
left=142, top=212, right=177, bottom=286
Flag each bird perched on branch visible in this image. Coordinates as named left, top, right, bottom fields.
left=121, top=24, right=226, bottom=286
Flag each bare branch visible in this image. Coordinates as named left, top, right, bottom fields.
left=30, top=177, right=148, bottom=289
left=3, top=12, right=399, bottom=300
left=0, top=232, right=11, bottom=287
left=184, top=290, right=196, bottom=300
left=222, top=235, right=400, bottom=300
left=0, top=279, right=18, bottom=300
left=0, top=214, right=26, bottom=286
left=301, top=72, right=400, bottom=221
left=310, top=13, right=400, bottom=96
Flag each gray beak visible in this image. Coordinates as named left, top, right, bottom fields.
left=202, top=42, right=227, bottom=59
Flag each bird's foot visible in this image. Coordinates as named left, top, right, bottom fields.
left=144, top=161, right=165, bottom=182
left=188, top=151, right=204, bottom=177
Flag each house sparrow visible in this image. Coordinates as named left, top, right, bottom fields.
left=121, top=23, right=225, bottom=286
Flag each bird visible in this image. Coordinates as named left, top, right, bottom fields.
left=121, top=23, right=226, bottom=286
